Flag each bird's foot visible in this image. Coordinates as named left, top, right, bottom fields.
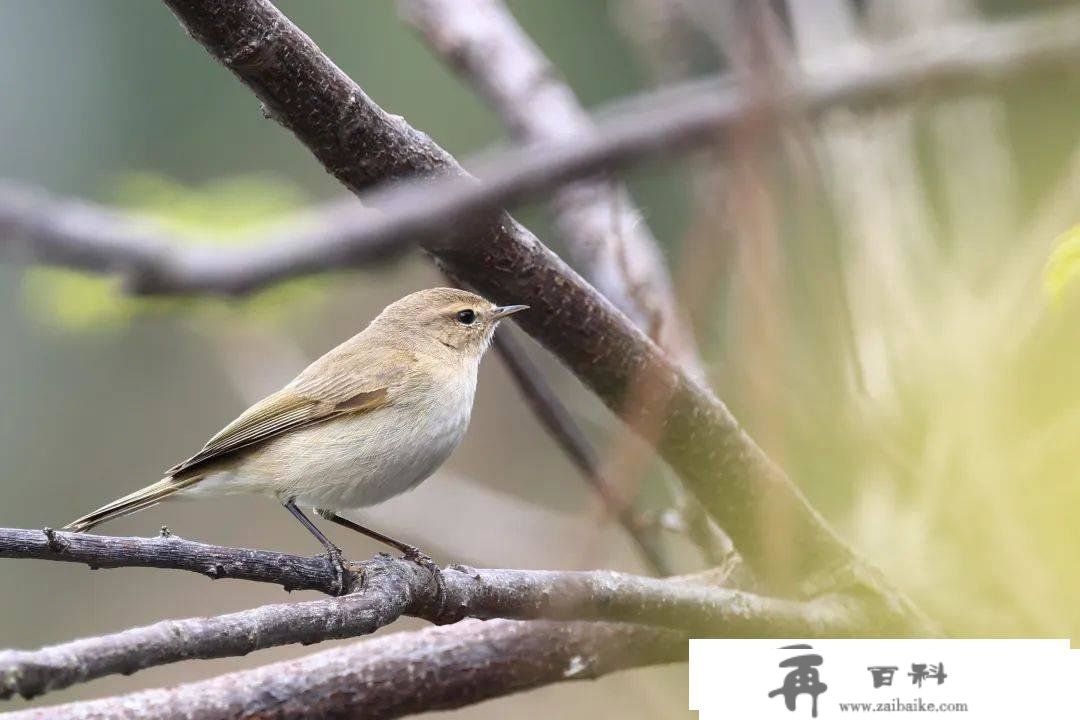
left=401, top=545, right=446, bottom=610
left=324, top=545, right=350, bottom=596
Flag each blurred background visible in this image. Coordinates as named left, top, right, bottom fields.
left=3, top=0, right=1080, bottom=716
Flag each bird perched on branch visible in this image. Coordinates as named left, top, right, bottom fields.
left=64, top=287, right=528, bottom=593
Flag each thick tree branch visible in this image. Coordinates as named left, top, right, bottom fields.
left=1, top=620, right=685, bottom=720
left=0, top=527, right=857, bottom=699
left=405, top=0, right=734, bottom=570
left=402, top=0, right=702, bottom=371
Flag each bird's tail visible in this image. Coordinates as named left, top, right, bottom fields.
left=62, top=476, right=198, bottom=533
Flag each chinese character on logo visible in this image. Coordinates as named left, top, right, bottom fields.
left=867, top=665, right=899, bottom=688
left=768, top=644, right=828, bottom=718
left=909, top=662, right=947, bottom=687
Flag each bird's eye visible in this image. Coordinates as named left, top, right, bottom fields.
left=456, top=309, right=476, bottom=325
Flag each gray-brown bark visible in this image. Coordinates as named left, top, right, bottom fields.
left=0, top=527, right=857, bottom=700
left=2, top=620, right=686, bottom=720
left=404, top=0, right=735, bottom=570
left=402, top=0, right=703, bottom=372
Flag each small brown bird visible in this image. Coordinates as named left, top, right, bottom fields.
left=64, top=288, right=527, bottom=590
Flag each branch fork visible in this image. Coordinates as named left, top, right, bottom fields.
left=0, top=527, right=858, bottom=702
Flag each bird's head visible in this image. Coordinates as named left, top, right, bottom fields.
left=371, top=287, right=528, bottom=360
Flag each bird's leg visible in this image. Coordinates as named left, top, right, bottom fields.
left=284, top=500, right=348, bottom=596
left=316, top=509, right=445, bottom=607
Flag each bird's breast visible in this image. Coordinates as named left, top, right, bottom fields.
left=238, top=370, right=477, bottom=510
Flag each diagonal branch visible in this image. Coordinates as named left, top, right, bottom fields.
left=402, top=0, right=702, bottom=372
left=1, top=620, right=686, bottom=720
left=404, top=0, right=734, bottom=570
left=0, top=527, right=858, bottom=700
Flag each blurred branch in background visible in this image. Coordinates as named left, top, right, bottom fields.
left=0, top=7, right=1076, bottom=297
left=402, top=0, right=735, bottom=573
left=1, top=6, right=1078, bottom=295
left=0, top=527, right=857, bottom=700
left=0, top=183, right=410, bottom=296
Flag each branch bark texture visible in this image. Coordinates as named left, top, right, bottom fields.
left=402, top=0, right=702, bottom=372
left=405, top=0, right=734, bottom=570
left=3, top=620, right=685, bottom=720
left=0, top=527, right=858, bottom=700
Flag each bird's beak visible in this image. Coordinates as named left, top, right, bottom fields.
left=491, top=304, right=529, bottom=320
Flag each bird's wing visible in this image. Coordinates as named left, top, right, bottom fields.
left=166, top=347, right=413, bottom=478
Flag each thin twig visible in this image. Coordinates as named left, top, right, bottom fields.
left=0, top=527, right=858, bottom=699
left=492, top=330, right=671, bottom=574
left=442, top=270, right=671, bottom=574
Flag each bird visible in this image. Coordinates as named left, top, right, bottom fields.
left=63, top=287, right=528, bottom=593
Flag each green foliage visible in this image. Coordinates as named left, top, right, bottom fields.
left=23, top=174, right=330, bottom=331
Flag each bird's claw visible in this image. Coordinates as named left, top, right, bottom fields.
left=324, top=547, right=349, bottom=596
left=402, top=545, right=446, bottom=609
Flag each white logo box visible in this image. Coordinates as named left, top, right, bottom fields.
left=690, top=639, right=1079, bottom=719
